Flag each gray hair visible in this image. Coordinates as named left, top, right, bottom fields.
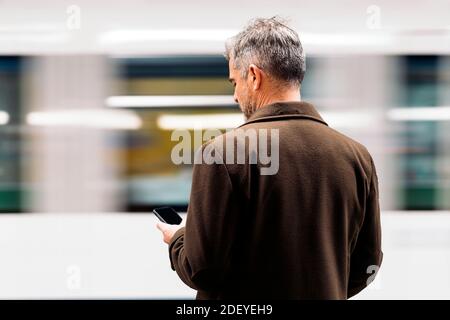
left=225, top=16, right=306, bottom=86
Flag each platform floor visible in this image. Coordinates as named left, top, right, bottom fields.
left=0, top=211, right=448, bottom=299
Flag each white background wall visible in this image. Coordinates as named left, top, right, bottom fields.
left=0, top=0, right=450, bottom=55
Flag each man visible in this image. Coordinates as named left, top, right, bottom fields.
left=157, top=17, right=383, bottom=299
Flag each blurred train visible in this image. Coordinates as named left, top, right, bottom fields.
left=1, top=53, right=449, bottom=213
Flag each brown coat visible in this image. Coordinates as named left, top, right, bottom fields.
left=168, top=101, right=383, bottom=299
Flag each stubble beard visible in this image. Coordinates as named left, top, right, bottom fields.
left=240, top=94, right=257, bottom=120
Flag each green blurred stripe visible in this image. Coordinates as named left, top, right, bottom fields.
left=0, top=189, right=21, bottom=210
left=405, top=187, right=436, bottom=210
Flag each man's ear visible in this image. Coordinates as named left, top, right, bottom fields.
left=248, top=64, right=262, bottom=91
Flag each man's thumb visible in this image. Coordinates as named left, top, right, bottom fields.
left=156, top=222, right=165, bottom=232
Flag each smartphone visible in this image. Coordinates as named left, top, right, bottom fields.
left=152, top=206, right=183, bottom=225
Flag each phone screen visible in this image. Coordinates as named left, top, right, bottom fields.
left=153, top=207, right=183, bottom=225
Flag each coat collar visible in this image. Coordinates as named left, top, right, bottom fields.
left=238, top=101, right=328, bottom=128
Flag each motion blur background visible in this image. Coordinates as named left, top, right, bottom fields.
left=1, top=0, right=450, bottom=299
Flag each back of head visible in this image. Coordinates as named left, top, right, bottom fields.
left=225, top=16, right=306, bottom=87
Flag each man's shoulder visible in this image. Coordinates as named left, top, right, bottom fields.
left=339, top=129, right=371, bottom=156
left=326, top=126, right=376, bottom=176
left=199, top=128, right=256, bottom=150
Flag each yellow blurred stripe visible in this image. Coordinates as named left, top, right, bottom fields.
left=120, top=78, right=233, bottom=95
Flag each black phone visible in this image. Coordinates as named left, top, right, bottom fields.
left=152, top=206, right=183, bottom=225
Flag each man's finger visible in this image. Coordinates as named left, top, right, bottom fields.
left=156, top=222, right=166, bottom=232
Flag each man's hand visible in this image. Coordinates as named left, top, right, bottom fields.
left=156, top=220, right=185, bottom=244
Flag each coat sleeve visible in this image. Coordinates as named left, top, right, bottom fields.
left=347, top=156, right=383, bottom=298
left=168, top=144, right=241, bottom=292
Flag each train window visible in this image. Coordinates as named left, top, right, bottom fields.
left=0, top=57, right=22, bottom=213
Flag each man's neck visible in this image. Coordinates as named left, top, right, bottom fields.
left=258, top=89, right=301, bottom=109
